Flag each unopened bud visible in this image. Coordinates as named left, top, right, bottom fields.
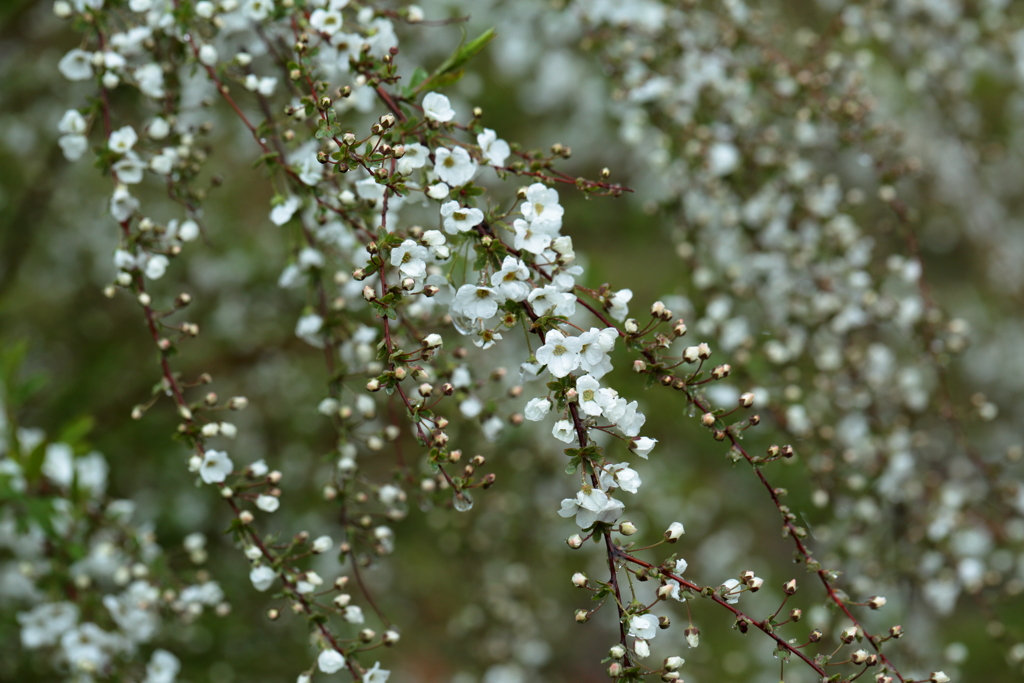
left=366, top=378, right=381, bottom=392
left=624, top=318, right=639, bottom=334
left=567, top=534, right=583, bottom=549
left=619, top=521, right=638, bottom=536
left=851, top=649, right=869, bottom=665
left=575, top=609, right=589, bottom=623
left=809, top=629, right=822, bottom=642
left=664, top=522, right=685, bottom=542
left=609, top=644, right=625, bottom=659
left=789, top=608, right=802, bottom=622
left=700, top=412, right=716, bottom=427
left=362, top=285, right=376, bottom=301
left=633, top=360, right=647, bottom=373
left=867, top=596, right=887, bottom=609
left=783, top=579, right=797, bottom=595
left=572, top=572, right=588, bottom=587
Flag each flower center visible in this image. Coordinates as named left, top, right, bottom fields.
left=552, top=344, right=566, bottom=356
left=475, top=288, right=490, bottom=299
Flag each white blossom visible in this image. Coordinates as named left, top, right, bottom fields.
left=628, top=614, right=657, bottom=640
left=199, top=450, right=233, bottom=484
left=477, top=128, right=510, bottom=166
left=422, top=92, right=455, bottom=122
left=433, top=147, right=477, bottom=186
left=440, top=201, right=484, bottom=234
left=318, top=649, right=346, bottom=674
left=535, top=330, right=582, bottom=378
left=524, top=397, right=551, bottom=421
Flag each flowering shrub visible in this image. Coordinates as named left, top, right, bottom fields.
left=2, top=0, right=1024, bottom=682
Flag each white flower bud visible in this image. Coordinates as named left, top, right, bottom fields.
left=312, top=535, right=333, bottom=553
left=664, top=522, right=685, bottom=542
left=739, top=392, right=755, bottom=407
left=664, top=656, right=684, bottom=671
left=609, top=645, right=625, bottom=659
left=619, top=521, right=638, bottom=536
left=567, top=534, right=583, bottom=549
left=624, top=318, right=639, bottom=334
left=572, top=572, right=588, bottom=587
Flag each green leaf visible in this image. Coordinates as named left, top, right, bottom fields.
left=416, top=28, right=496, bottom=94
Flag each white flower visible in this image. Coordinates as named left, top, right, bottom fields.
left=477, top=128, right=510, bottom=166
left=390, top=239, right=428, bottom=279
left=198, top=44, right=218, bottom=66
left=59, top=109, right=86, bottom=135
left=312, top=535, right=333, bottom=553
left=150, top=147, right=178, bottom=175
left=424, top=333, right=443, bottom=348
left=59, top=48, right=93, bottom=80
left=512, top=218, right=553, bottom=255
left=145, top=254, right=169, bottom=280
left=721, top=578, right=742, bottom=604
left=113, top=152, right=145, bottom=184
left=575, top=375, right=602, bottom=416
left=296, top=313, right=324, bottom=347
left=18, top=602, right=79, bottom=648
left=608, top=289, right=633, bottom=321
left=535, top=330, right=582, bottom=378
left=256, top=494, right=280, bottom=512
left=599, top=463, right=641, bottom=494
left=147, top=117, right=170, bottom=140
left=144, top=649, right=180, bottom=683
left=618, top=401, right=646, bottom=437
left=42, top=443, right=74, bottom=487
left=422, top=92, right=455, bottom=122
left=433, top=147, right=477, bottom=186
left=318, top=649, right=346, bottom=674
left=634, top=639, right=650, bottom=658
left=558, top=488, right=625, bottom=528
left=628, top=614, right=657, bottom=640
left=708, top=141, right=740, bottom=177
left=426, top=182, right=450, bottom=199
left=632, top=437, right=657, bottom=458
left=199, top=449, right=233, bottom=484
left=249, top=566, right=275, bottom=592
left=270, top=196, right=300, bottom=225
left=490, top=256, right=531, bottom=301
left=309, top=8, right=343, bottom=35
left=343, top=605, right=364, bottom=624
left=579, top=327, right=617, bottom=378
left=528, top=285, right=575, bottom=318
left=59, top=134, right=88, bottom=161
left=452, top=284, right=500, bottom=320
left=520, top=183, right=564, bottom=231
left=135, top=63, right=165, bottom=98
left=363, top=662, right=391, bottom=683
left=242, top=0, right=273, bottom=20
left=552, top=419, right=575, bottom=443
left=396, top=142, right=429, bottom=175
left=110, top=185, right=139, bottom=221
left=108, top=125, right=138, bottom=154
left=440, top=201, right=484, bottom=234
left=524, top=397, right=551, bottom=421
left=665, top=522, right=685, bottom=541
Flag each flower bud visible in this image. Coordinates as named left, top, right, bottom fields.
left=809, top=629, right=822, bottom=642
left=228, top=396, right=248, bottom=410
left=789, top=608, right=802, bottom=622
left=700, top=413, right=716, bottom=427
left=418, top=383, right=433, bottom=397
left=664, top=655, right=684, bottom=670
left=362, top=285, right=376, bottom=301
left=633, top=360, right=647, bottom=373
left=697, top=342, right=712, bottom=359
left=783, top=579, right=797, bottom=595
left=359, top=629, right=376, bottom=642
left=567, top=534, right=583, bottom=549
left=851, top=650, right=869, bottom=665
left=888, top=625, right=903, bottom=638
left=841, top=627, right=858, bottom=644
left=867, top=596, right=887, bottom=609
left=366, top=378, right=381, bottom=392
left=661, top=673, right=680, bottom=682
left=664, top=522, right=685, bottom=542
left=683, top=346, right=699, bottom=362
left=619, top=521, right=638, bottom=536
left=624, top=318, right=639, bottom=334
left=575, top=609, right=589, bottom=623
left=658, top=615, right=671, bottom=629
left=673, top=319, right=687, bottom=336
left=609, top=645, right=625, bottom=659
left=383, top=629, right=400, bottom=645
left=747, top=576, right=763, bottom=591
left=657, top=584, right=674, bottom=600
left=711, top=364, right=730, bottom=379
left=651, top=301, right=666, bottom=317
left=572, top=572, right=588, bottom=587
left=607, top=662, right=622, bottom=677
left=684, top=627, right=699, bottom=648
